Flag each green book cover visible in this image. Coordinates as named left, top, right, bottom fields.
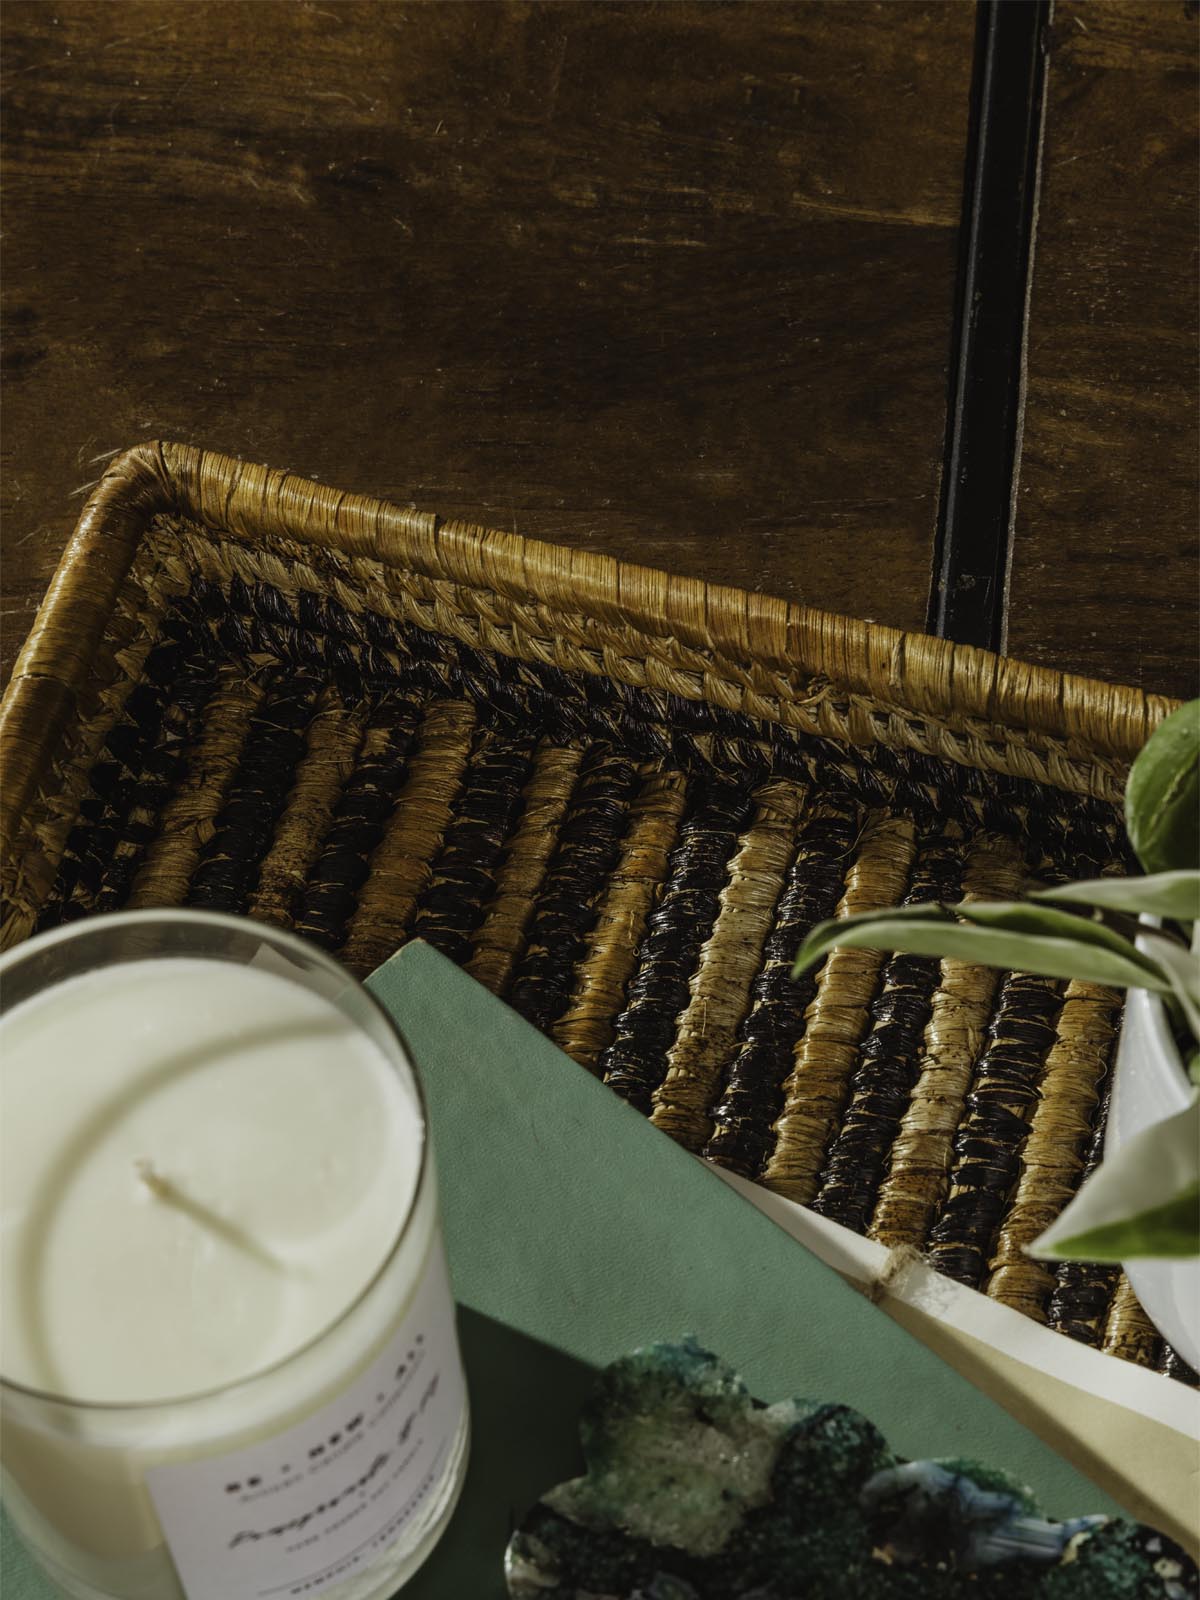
left=2, top=939, right=1119, bottom=1599
left=369, top=942, right=1118, bottom=1596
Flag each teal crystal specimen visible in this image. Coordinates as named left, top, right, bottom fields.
left=505, top=1339, right=1196, bottom=1600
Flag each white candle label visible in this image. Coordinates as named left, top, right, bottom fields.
left=146, top=1250, right=465, bottom=1600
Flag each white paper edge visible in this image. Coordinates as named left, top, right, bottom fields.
left=709, top=1162, right=1200, bottom=1442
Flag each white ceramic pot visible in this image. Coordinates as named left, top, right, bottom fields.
left=1109, top=984, right=1200, bottom=1370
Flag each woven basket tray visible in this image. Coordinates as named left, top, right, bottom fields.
left=2, top=442, right=1189, bottom=1382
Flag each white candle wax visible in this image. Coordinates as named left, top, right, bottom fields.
left=0, top=924, right=468, bottom=1600
left=3, top=959, right=422, bottom=1403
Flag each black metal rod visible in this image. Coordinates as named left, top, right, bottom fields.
left=928, top=0, right=1052, bottom=650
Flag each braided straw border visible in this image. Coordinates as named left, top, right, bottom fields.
left=0, top=442, right=1178, bottom=858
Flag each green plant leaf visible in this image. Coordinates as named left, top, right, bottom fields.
left=791, top=905, right=1172, bottom=994
left=791, top=905, right=950, bottom=976
left=1031, top=871, right=1200, bottom=922
left=1125, top=699, right=1200, bottom=876
left=1028, top=1098, right=1200, bottom=1262
left=1031, top=1187, right=1200, bottom=1261
left=1139, top=932, right=1200, bottom=1043
left=953, top=899, right=1163, bottom=973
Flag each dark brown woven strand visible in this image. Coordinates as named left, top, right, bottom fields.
left=186, top=670, right=324, bottom=915
left=182, top=561, right=1127, bottom=877
left=341, top=698, right=477, bottom=974
left=761, top=812, right=919, bottom=1202
left=126, top=665, right=266, bottom=911
left=808, top=825, right=968, bottom=1232
left=5, top=575, right=196, bottom=945
left=866, top=835, right=1029, bottom=1248
left=5, top=473, right=1189, bottom=1381
left=35, top=611, right=218, bottom=928
left=411, top=725, right=538, bottom=965
left=467, top=743, right=584, bottom=998
left=983, top=978, right=1121, bottom=1320
left=599, top=777, right=755, bottom=1114
left=249, top=689, right=367, bottom=928
left=550, top=768, right=690, bottom=1073
left=92, top=647, right=218, bottom=916
left=508, top=745, right=643, bottom=1035
left=1047, top=1107, right=1121, bottom=1346
left=650, top=777, right=804, bottom=1150
left=701, top=796, right=863, bottom=1176
left=925, top=972, right=1065, bottom=1288
left=291, top=685, right=430, bottom=949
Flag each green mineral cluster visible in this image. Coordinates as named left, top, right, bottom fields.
left=505, top=1340, right=1196, bottom=1600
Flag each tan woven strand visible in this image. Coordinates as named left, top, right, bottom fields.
left=175, top=520, right=1134, bottom=807
left=125, top=667, right=268, bottom=909
left=340, top=699, right=476, bottom=975
left=0, top=879, right=38, bottom=951
left=247, top=691, right=367, bottom=928
left=761, top=812, right=919, bottom=1201
left=1, top=493, right=189, bottom=851
left=650, top=778, right=805, bottom=1147
left=69, top=696, right=202, bottom=918
left=551, top=768, right=690, bottom=1071
left=156, top=442, right=1170, bottom=767
left=466, top=742, right=585, bottom=996
left=984, top=980, right=1122, bottom=1316
left=2, top=443, right=1174, bottom=884
left=1, top=542, right=186, bottom=943
left=1, top=673, right=117, bottom=940
left=1103, top=1275, right=1164, bottom=1367
left=868, top=833, right=1028, bottom=1249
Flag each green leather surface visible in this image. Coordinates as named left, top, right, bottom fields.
left=2, top=939, right=1118, bottom=1598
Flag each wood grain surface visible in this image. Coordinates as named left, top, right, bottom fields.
left=1006, top=0, right=1199, bottom=699
left=0, top=0, right=974, bottom=685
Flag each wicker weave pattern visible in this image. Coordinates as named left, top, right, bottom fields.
left=0, top=443, right=1190, bottom=1383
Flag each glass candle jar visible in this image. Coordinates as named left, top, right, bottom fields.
left=0, top=911, right=469, bottom=1600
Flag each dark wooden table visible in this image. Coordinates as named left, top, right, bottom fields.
left=3, top=1, right=1196, bottom=699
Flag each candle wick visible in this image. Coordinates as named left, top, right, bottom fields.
left=132, top=1159, right=293, bottom=1276
left=133, top=1158, right=172, bottom=1200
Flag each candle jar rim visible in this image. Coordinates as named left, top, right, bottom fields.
left=0, top=908, right=432, bottom=1417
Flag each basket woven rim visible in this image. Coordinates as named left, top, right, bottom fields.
left=0, top=440, right=1176, bottom=843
